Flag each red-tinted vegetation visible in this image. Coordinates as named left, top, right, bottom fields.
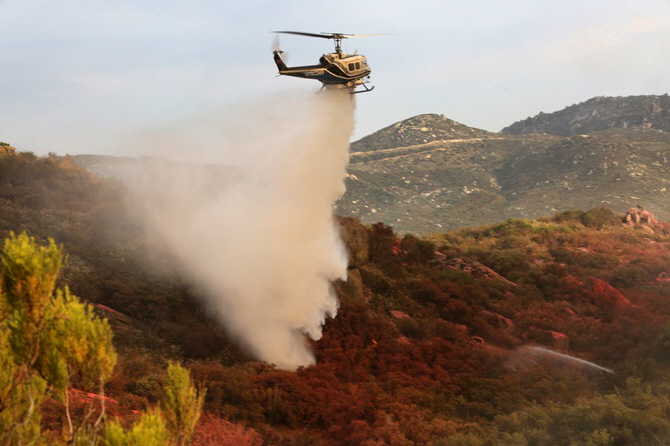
left=3, top=153, right=670, bottom=444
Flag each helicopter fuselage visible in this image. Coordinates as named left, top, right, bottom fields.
left=274, top=51, right=373, bottom=92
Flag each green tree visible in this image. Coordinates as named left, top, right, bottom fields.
left=0, top=232, right=117, bottom=444
left=103, top=362, right=205, bottom=446
left=580, top=207, right=618, bottom=229
left=160, top=361, right=206, bottom=446
left=103, top=412, right=169, bottom=446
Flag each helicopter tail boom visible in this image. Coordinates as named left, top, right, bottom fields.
left=273, top=51, right=288, bottom=71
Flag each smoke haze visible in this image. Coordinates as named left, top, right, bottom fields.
left=120, top=90, right=355, bottom=370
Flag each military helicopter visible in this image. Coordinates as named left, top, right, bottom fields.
left=272, top=31, right=375, bottom=94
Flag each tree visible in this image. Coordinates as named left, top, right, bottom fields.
left=103, top=412, right=169, bottom=446
left=0, top=232, right=116, bottom=444
left=102, top=361, right=205, bottom=445
left=160, top=361, right=206, bottom=446
left=0, top=232, right=207, bottom=445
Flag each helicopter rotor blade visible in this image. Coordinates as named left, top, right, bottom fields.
left=343, top=33, right=390, bottom=38
left=272, top=31, right=333, bottom=39
left=272, top=31, right=386, bottom=40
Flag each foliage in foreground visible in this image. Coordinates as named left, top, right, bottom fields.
left=0, top=232, right=204, bottom=445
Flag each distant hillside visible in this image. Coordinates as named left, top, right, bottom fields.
left=339, top=110, right=670, bottom=232
left=351, top=114, right=495, bottom=153
left=501, top=94, right=670, bottom=136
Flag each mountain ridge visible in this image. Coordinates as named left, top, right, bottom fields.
left=501, top=94, right=670, bottom=136
left=32, top=94, right=670, bottom=233
left=338, top=95, right=670, bottom=232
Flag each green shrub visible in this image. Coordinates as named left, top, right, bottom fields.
left=580, top=207, right=618, bottom=229
left=610, top=265, right=647, bottom=288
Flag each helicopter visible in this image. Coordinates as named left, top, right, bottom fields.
left=272, top=31, right=375, bottom=94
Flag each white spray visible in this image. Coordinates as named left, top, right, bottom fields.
left=512, top=346, right=614, bottom=374
left=120, top=89, right=355, bottom=370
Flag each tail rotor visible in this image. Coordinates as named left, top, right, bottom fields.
left=271, top=36, right=288, bottom=71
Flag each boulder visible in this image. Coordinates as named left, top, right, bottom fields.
left=623, top=206, right=658, bottom=225
left=655, top=272, right=670, bottom=284
left=640, top=224, right=656, bottom=235
left=481, top=310, right=514, bottom=331
left=471, top=336, right=485, bottom=347
left=524, top=327, right=570, bottom=351
left=587, top=277, right=631, bottom=308
left=0, top=143, right=16, bottom=156
left=335, top=267, right=365, bottom=301
left=390, top=310, right=411, bottom=319
left=549, top=331, right=570, bottom=351
left=441, top=257, right=516, bottom=287
left=336, top=216, right=369, bottom=267
left=94, top=303, right=133, bottom=326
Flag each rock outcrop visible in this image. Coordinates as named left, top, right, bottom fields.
left=336, top=216, right=369, bottom=267
left=623, top=206, right=658, bottom=225
left=390, top=310, right=411, bottom=320
left=0, top=142, right=16, bottom=156
left=335, top=216, right=369, bottom=301
left=524, top=327, right=570, bottom=351
left=586, top=278, right=631, bottom=308
left=481, top=310, right=514, bottom=331
left=440, top=257, right=516, bottom=287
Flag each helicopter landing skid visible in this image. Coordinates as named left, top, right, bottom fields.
left=318, top=83, right=374, bottom=94
left=349, top=84, right=374, bottom=94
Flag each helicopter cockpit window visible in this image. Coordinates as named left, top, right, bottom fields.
left=356, top=62, right=361, bottom=70
left=348, top=63, right=355, bottom=71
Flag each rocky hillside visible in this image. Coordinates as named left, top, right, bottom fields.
left=352, top=114, right=495, bottom=153
left=337, top=100, right=670, bottom=233
left=338, top=115, right=556, bottom=232
left=501, top=94, right=670, bottom=136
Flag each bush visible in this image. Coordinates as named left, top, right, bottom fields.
left=486, top=219, right=534, bottom=237
left=550, top=210, right=585, bottom=223
left=191, top=415, right=263, bottom=446
left=0, top=232, right=117, bottom=444
left=610, top=265, right=647, bottom=288
left=580, top=207, right=618, bottom=229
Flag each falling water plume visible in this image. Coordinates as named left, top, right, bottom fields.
left=119, top=89, right=355, bottom=370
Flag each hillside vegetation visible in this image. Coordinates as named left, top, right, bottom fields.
left=2, top=152, right=670, bottom=444
left=339, top=107, right=670, bottom=233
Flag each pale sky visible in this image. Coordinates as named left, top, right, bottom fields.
left=2, top=0, right=670, bottom=155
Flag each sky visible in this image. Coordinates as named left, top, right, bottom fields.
left=1, top=0, right=670, bottom=155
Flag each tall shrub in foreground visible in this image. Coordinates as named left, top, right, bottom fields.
left=0, top=232, right=207, bottom=445
left=0, top=232, right=117, bottom=444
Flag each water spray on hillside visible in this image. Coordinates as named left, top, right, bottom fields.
left=120, top=90, right=354, bottom=370
left=508, top=346, right=614, bottom=374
